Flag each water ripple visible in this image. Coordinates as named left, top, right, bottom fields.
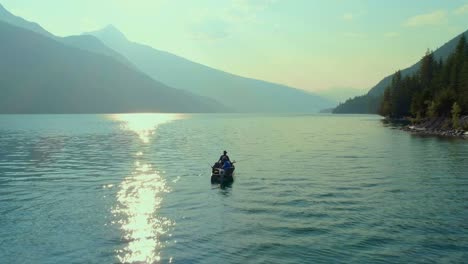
left=1, top=114, right=468, bottom=263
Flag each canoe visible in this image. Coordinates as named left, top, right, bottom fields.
left=211, top=166, right=235, bottom=184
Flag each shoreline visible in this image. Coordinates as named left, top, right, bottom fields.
left=394, top=116, right=468, bottom=139
left=402, top=126, right=468, bottom=138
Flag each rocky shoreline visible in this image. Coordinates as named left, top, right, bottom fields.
left=400, top=116, right=468, bottom=139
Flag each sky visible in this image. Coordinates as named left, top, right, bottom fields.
left=2, top=0, right=468, bottom=93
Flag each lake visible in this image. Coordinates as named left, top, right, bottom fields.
left=0, top=114, right=467, bottom=263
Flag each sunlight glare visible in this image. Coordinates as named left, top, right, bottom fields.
left=109, top=113, right=182, bottom=263
left=107, top=113, right=184, bottom=143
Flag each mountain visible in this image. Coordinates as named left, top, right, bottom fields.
left=86, top=26, right=334, bottom=113
left=0, top=3, right=53, bottom=37
left=316, top=87, right=367, bottom=103
left=0, top=21, right=224, bottom=113
left=61, top=35, right=133, bottom=67
left=333, top=29, right=468, bottom=114
left=0, top=3, right=132, bottom=67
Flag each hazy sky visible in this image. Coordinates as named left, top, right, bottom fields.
left=2, top=0, right=468, bottom=92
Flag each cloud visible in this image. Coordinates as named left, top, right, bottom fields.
left=454, top=3, right=468, bottom=15
left=232, top=0, right=277, bottom=13
left=384, top=32, right=399, bottom=38
left=404, top=10, right=447, bottom=27
left=343, top=32, right=366, bottom=38
left=113, top=0, right=167, bottom=16
left=343, top=13, right=354, bottom=21
left=228, top=0, right=277, bottom=23
left=187, top=0, right=282, bottom=42
left=342, top=11, right=366, bottom=22
left=190, top=18, right=231, bottom=41
left=188, top=0, right=278, bottom=40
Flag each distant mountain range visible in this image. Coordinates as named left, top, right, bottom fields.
left=0, top=4, right=131, bottom=67
left=0, top=3, right=228, bottom=113
left=315, top=87, right=367, bottom=103
left=85, top=26, right=334, bottom=113
left=334, top=29, right=468, bottom=114
left=0, top=3, right=333, bottom=113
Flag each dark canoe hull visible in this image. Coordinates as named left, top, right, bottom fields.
left=211, top=167, right=235, bottom=184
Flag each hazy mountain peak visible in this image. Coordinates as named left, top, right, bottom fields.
left=0, top=20, right=225, bottom=113
left=87, top=24, right=128, bottom=42
left=104, top=24, right=119, bottom=32
left=88, top=28, right=334, bottom=112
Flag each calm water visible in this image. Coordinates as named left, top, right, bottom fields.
left=0, top=114, right=467, bottom=264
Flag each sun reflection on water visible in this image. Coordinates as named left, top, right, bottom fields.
left=108, top=113, right=183, bottom=143
left=113, top=161, right=173, bottom=263
left=108, top=114, right=184, bottom=263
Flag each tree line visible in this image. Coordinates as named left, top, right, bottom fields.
left=332, top=94, right=380, bottom=114
left=379, top=35, right=468, bottom=127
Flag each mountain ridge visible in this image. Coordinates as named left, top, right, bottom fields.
left=0, top=4, right=133, bottom=67
left=86, top=26, right=334, bottom=113
left=0, top=20, right=225, bottom=113
left=0, top=3, right=53, bottom=38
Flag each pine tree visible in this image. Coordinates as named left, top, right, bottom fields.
left=379, top=88, right=392, bottom=116
left=434, top=89, right=456, bottom=116
left=419, top=49, right=434, bottom=90
left=460, top=61, right=468, bottom=113
left=390, top=71, right=403, bottom=117
left=459, top=38, right=468, bottom=114
left=411, top=91, right=425, bottom=119
left=450, top=35, right=467, bottom=92
left=456, top=35, right=466, bottom=55
left=451, top=102, right=461, bottom=129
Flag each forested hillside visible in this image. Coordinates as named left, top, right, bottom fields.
left=379, top=36, right=468, bottom=126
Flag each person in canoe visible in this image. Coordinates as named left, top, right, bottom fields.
left=219, top=150, right=230, bottom=163
left=221, top=156, right=232, bottom=172
left=211, top=152, right=235, bottom=184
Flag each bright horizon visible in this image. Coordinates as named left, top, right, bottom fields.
left=2, top=0, right=468, bottom=94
